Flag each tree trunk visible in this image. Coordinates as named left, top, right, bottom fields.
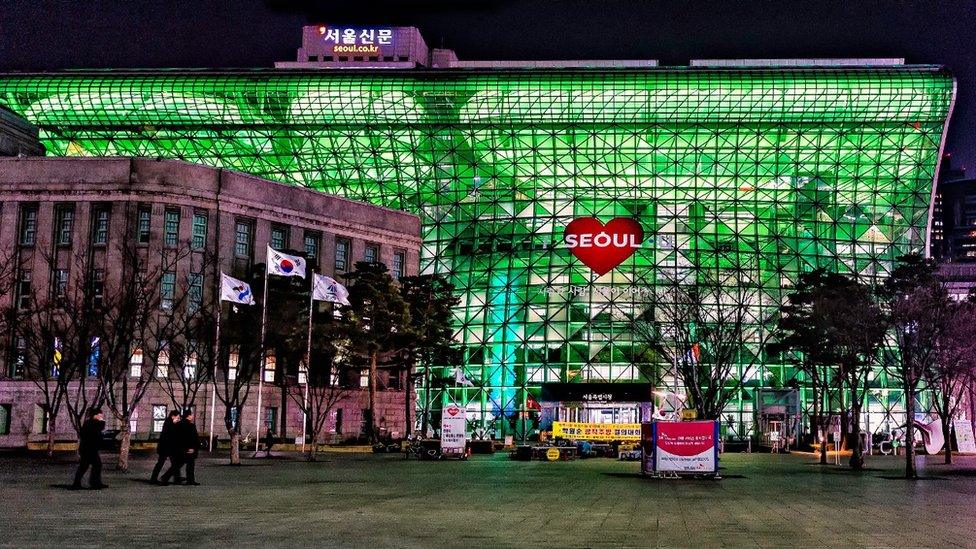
left=421, top=363, right=431, bottom=435
left=819, top=414, right=829, bottom=465
left=824, top=385, right=837, bottom=462
left=229, top=430, right=241, bottom=465
left=368, top=351, right=378, bottom=443
left=307, top=432, right=318, bottom=462
left=838, top=407, right=849, bottom=451
left=943, top=419, right=953, bottom=465
left=404, top=367, right=411, bottom=439
left=904, top=389, right=916, bottom=478
left=849, top=400, right=864, bottom=470
left=46, top=417, right=56, bottom=457
left=812, top=380, right=827, bottom=464
left=969, top=384, right=976, bottom=446
left=117, top=423, right=132, bottom=472
left=280, top=385, right=288, bottom=441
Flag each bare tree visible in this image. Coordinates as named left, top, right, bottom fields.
left=16, top=250, right=105, bottom=455
left=928, top=299, right=976, bottom=464
left=98, top=257, right=164, bottom=471
left=879, top=254, right=953, bottom=477
left=631, top=268, right=776, bottom=420
left=50, top=255, right=107, bottom=441
left=0, top=248, right=20, bottom=343
left=98, top=241, right=205, bottom=470
left=155, top=251, right=219, bottom=415
left=213, top=301, right=262, bottom=465
left=284, top=322, right=353, bottom=461
left=16, top=296, right=74, bottom=455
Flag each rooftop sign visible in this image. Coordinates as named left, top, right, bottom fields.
left=316, top=26, right=394, bottom=55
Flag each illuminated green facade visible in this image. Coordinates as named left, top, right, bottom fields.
left=0, top=67, right=955, bottom=436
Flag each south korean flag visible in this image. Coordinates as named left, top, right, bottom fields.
left=267, top=245, right=307, bottom=278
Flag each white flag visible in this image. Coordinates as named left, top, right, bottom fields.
left=453, top=367, right=474, bottom=387
left=220, top=272, right=255, bottom=305
left=312, top=273, right=350, bottom=306
left=267, top=245, right=306, bottom=278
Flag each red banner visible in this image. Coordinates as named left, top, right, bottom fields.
left=645, top=421, right=719, bottom=474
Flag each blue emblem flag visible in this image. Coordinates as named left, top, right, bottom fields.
left=220, top=272, right=256, bottom=305
left=312, top=273, right=351, bottom=306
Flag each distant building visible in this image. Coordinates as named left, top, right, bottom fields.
left=933, top=177, right=976, bottom=263
left=937, top=263, right=976, bottom=301
left=930, top=153, right=967, bottom=261
left=0, top=157, right=421, bottom=449
left=0, top=106, right=45, bottom=157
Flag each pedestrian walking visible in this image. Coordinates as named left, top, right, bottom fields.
left=179, top=410, right=201, bottom=486
left=150, top=410, right=181, bottom=484
left=159, top=408, right=192, bottom=486
left=72, top=408, right=108, bottom=490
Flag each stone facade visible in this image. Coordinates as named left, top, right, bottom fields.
left=0, top=382, right=412, bottom=449
left=0, top=157, right=421, bottom=448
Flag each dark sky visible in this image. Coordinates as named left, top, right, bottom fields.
left=1, top=0, right=973, bottom=171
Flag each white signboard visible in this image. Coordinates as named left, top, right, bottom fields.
left=440, top=406, right=467, bottom=455
left=652, top=421, right=719, bottom=474
left=953, top=419, right=976, bottom=454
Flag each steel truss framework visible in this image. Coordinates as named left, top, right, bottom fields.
left=0, top=67, right=954, bottom=438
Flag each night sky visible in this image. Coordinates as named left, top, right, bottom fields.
left=1, top=0, right=973, bottom=171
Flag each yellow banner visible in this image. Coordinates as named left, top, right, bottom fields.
left=552, top=422, right=642, bottom=441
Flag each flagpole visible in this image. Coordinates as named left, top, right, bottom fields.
left=302, top=279, right=314, bottom=455
left=254, top=259, right=270, bottom=455
left=209, top=298, right=221, bottom=453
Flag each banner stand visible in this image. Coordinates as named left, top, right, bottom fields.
left=440, top=405, right=469, bottom=460
left=641, top=420, right=721, bottom=479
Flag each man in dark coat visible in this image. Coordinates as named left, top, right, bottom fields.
left=160, top=408, right=195, bottom=486
left=178, top=410, right=201, bottom=486
left=150, top=410, right=181, bottom=484
left=72, top=408, right=107, bottom=490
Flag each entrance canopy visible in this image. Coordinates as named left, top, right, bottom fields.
left=540, top=383, right=654, bottom=434
left=540, top=383, right=653, bottom=404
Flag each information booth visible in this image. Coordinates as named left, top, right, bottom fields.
left=540, top=383, right=653, bottom=427
left=539, top=382, right=653, bottom=455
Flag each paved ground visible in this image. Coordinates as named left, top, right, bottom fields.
left=1, top=450, right=976, bottom=548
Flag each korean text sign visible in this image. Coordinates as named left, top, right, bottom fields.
left=651, top=420, right=719, bottom=474
left=552, top=421, right=642, bottom=441
left=440, top=406, right=467, bottom=454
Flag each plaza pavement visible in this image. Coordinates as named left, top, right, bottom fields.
left=1, top=450, right=975, bottom=548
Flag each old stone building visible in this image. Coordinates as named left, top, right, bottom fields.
left=0, top=157, right=421, bottom=449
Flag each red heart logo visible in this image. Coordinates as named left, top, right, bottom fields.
left=446, top=406, right=461, bottom=417
left=564, top=217, right=644, bottom=275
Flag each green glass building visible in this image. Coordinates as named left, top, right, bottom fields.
left=0, top=64, right=955, bottom=437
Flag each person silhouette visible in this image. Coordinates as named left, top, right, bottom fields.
left=72, top=408, right=108, bottom=490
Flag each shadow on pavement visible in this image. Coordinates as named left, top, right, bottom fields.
left=936, top=468, right=976, bottom=477
left=602, top=472, right=746, bottom=480
left=879, top=475, right=948, bottom=481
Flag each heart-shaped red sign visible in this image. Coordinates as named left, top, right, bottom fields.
left=563, top=217, right=644, bottom=275
left=446, top=406, right=461, bottom=417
